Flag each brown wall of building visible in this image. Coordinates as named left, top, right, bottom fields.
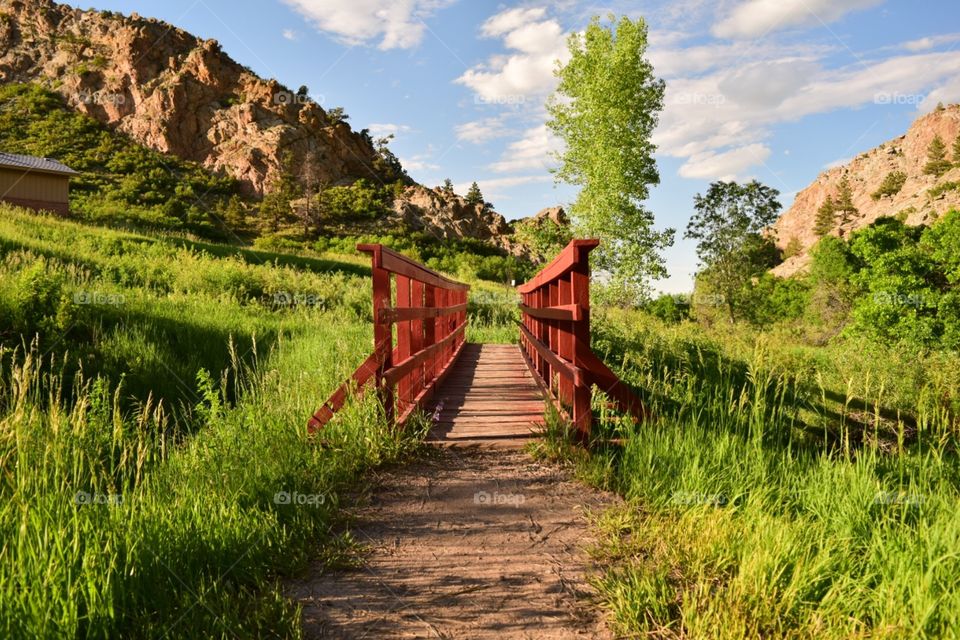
left=0, top=167, right=70, bottom=213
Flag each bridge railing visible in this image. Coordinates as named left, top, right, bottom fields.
left=517, top=239, right=647, bottom=439
left=308, top=244, right=469, bottom=432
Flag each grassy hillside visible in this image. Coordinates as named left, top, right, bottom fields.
left=0, top=204, right=442, bottom=637
left=541, top=308, right=960, bottom=638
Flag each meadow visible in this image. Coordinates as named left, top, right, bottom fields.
left=544, top=309, right=960, bottom=638
left=0, top=205, right=430, bottom=637
left=4, top=202, right=960, bottom=638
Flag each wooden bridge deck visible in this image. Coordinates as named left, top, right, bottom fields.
left=425, top=343, right=546, bottom=448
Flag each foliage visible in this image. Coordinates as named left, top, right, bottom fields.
left=0, top=82, right=241, bottom=239
left=547, top=14, right=673, bottom=301
left=685, top=180, right=783, bottom=322
left=813, top=195, right=836, bottom=236
left=512, top=213, right=573, bottom=263
left=924, top=134, right=952, bottom=177
left=803, top=212, right=960, bottom=349
left=323, top=178, right=391, bottom=222
left=928, top=180, right=960, bottom=198
left=834, top=174, right=858, bottom=225
left=314, top=231, right=535, bottom=284
left=782, top=236, right=803, bottom=259
left=871, top=170, right=907, bottom=200
left=465, top=181, right=484, bottom=206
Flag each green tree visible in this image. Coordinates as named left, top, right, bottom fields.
left=924, top=135, right=951, bottom=177
left=259, top=152, right=300, bottom=232
left=952, top=134, right=960, bottom=167
left=835, top=175, right=858, bottom=225
left=513, top=212, right=573, bottom=262
left=547, top=14, right=673, bottom=302
left=220, top=194, right=247, bottom=231
left=871, top=170, right=907, bottom=200
left=814, top=195, right=837, bottom=236
left=465, top=181, right=484, bottom=206
left=442, top=178, right=455, bottom=195
left=684, top=180, right=782, bottom=322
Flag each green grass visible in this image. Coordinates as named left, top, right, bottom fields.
left=553, top=310, right=960, bottom=638
left=0, top=205, right=438, bottom=637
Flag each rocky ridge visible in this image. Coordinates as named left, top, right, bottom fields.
left=773, top=104, right=960, bottom=276
left=0, top=0, right=546, bottom=254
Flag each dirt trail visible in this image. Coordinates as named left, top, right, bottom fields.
left=287, top=449, right=617, bottom=639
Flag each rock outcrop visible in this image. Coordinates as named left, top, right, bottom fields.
left=390, top=184, right=531, bottom=256
left=773, top=104, right=960, bottom=276
left=0, top=0, right=390, bottom=195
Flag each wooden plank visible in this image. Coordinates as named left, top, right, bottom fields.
left=358, top=244, right=469, bottom=291
left=383, top=319, right=466, bottom=387
left=516, top=239, right=599, bottom=294
left=519, top=303, right=584, bottom=322
left=518, top=324, right=582, bottom=385
left=379, top=302, right=467, bottom=324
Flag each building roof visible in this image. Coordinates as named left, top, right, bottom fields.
left=0, top=152, right=78, bottom=176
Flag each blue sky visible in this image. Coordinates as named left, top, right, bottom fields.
left=70, top=0, right=960, bottom=292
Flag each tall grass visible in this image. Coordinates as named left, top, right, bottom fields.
left=0, top=207, right=431, bottom=637
left=571, top=310, right=960, bottom=638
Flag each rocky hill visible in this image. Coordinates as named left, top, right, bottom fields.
left=0, top=0, right=399, bottom=196
left=0, top=0, right=538, bottom=256
left=773, top=104, right=960, bottom=276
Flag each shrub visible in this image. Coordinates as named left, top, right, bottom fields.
left=871, top=171, right=907, bottom=200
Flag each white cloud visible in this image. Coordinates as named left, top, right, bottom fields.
left=454, top=174, right=552, bottom=196
left=368, top=123, right=412, bottom=137
left=902, top=33, right=960, bottom=52
left=455, top=6, right=569, bottom=101
left=281, top=0, right=453, bottom=50
left=713, top=0, right=882, bottom=40
left=654, top=49, right=960, bottom=179
left=481, top=7, right=547, bottom=38
left=399, top=154, right=440, bottom=171
left=455, top=117, right=513, bottom=144
left=282, top=29, right=299, bottom=41
left=678, top=144, right=771, bottom=180
left=487, top=124, right=561, bottom=173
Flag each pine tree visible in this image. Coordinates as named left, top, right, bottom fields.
left=835, top=175, right=858, bottom=225
left=465, top=181, right=484, bottom=206
left=924, top=135, right=951, bottom=177
left=814, top=195, right=836, bottom=236
left=952, top=134, right=960, bottom=167
left=442, top=178, right=454, bottom=195
left=221, top=194, right=246, bottom=231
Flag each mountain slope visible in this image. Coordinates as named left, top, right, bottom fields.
left=773, top=104, right=960, bottom=276
left=0, top=0, right=394, bottom=195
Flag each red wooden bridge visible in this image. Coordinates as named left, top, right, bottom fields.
left=308, top=240, right=646, bottom=447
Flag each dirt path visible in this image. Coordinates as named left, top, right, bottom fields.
left=287, top=448, right=617, bottom=639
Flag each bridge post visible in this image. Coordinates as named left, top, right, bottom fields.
left=370, top=247, right=394, bottom=426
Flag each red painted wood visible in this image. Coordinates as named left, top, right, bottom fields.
left=515, top=239, right=647, bottom=441
left=308, top=245, right=469, bottom=433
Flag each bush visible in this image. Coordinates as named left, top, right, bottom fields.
left=871, top=170, right=907, bottom=200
